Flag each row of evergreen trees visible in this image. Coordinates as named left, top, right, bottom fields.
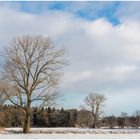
left=0, top=105, right=77, bottom=127
left=0, top=105, right=140, bottom=128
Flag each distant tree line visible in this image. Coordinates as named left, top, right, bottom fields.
left=0, top=105, right=140, bottom=129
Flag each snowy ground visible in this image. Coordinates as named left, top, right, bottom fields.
left=1, top=128, right=140, bottom=139
left=1, top=133, right=140, bottom=139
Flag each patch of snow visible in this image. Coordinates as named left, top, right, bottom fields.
left=1, top=128, right=140, bottom=139
left=1, top=133, right=140, bottom=139
left=4, top=127, right=140, bottom=134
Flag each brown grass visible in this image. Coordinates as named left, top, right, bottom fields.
left=0, top=127, right=4, bottom=131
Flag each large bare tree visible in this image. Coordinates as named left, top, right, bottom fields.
left=84, top=92, right=107, bottom=128
left=1, top=35, right=65, bottom=133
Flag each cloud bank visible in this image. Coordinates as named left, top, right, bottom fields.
left=0, top=2, right=140, bottom=115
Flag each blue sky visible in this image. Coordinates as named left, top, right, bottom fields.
left=47, top=1, right=120, bottom=25
left=1, top=1, right=140, bottom=116
left=14, top=1, right=121, bottom=25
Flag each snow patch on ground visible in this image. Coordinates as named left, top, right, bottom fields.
left=1, top=128, right=140, bottom=139
left=4, top=127, right=140, bottom=134
left=1, top=133, right=140, bottom=139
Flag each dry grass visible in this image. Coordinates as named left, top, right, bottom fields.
left=0, top=127, right=4, bottom=131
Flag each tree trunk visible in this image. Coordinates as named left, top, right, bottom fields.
left=92, top=122, right=97, bottom=128
left=23, top=113, right=30, bottom=133
left=92, top=113, right=97, bottom=128
left=23, top=98, right=31, bottom=133
left=92, top=116, right=97, bottom=128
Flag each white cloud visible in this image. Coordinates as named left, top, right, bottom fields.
left=62, top=70, right=93, bottom=86
left=104, top=65, right=138, bottom=82
left=112, top=65, right=137, bottom=74
left=86, top=18, right=113, bottom=35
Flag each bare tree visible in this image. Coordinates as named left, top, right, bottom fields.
left=134, top=110, right=140, bottom=128
left=1, top=35, right=66, bottom=133
left=84, top=92, right=107, bottom=128
left=120, top=112, right=130, bottom=128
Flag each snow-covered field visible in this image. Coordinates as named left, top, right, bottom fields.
left=1, top=128, right=140, bottom=139
left=1, top=133, right=140, bottom=139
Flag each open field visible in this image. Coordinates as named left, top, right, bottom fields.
left=1, top=133, right=140, bottom=139
left=0, top=128, right=140, bottom=139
